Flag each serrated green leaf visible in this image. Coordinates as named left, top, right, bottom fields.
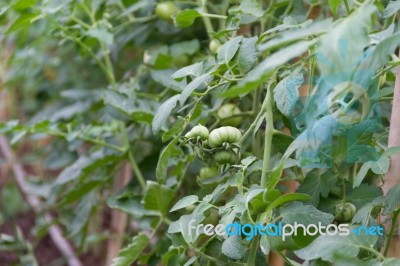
left=297, top=170, right=338, bottom=206
left=329, top=0, right=341, bottom=15
left=86, top=27, right=113, bottom=46
left=179, top=74, right=213, bottom=106
left=111, top=233, right=150, bottom=266
left=258, top=19, right=331, bottom=52
left=223, top=40, right=315, bottom=98
left=13, top=0, right=37, bottom=9
left=267, top=162, right=284, bottom=191
left=172, top=62, right=204, bottom=80
left=162, top=117, right=186, bottom=142
left=58, top=180, right=104, bottom=206
left=238, top=37, right=257, bottom=73
left=107, top=195, right=158, bottom=218
left=383, top=0, right=400, bottom=18
left=266, top=194, right=312, bottom=213
left=217, top=36, right=242, bottom=65
left=295, top=229, right=378, bottom=262
left=170, top=39, right=200, bottom=57
left=152, top=94, right=180, bottom=135
left=273, top=72, right=303, bottom=117
left=6, top=12, right=40, bottom=34
left=221, top=235, right=245, bottom=260
left=383, top=184, right=400, bottom=215
left=143, top=181, right=174, bottom=216
left=103, top=90, right=153, bottom=123
left=280, top=202, right=333, bottom=226
left=170, top=195, right=198, bottom=212
left=347, top=184, right=382, bottom=209
left=318, top=3, right=375, bottom=79
left=370, top=156, right=390, bottom=174
left=352, top=197, right=384, bottom=226
left=239, top=0, right=264, bottom=17
left=174, top=9, right=200, bottom=28
left=156, top=137, right=180, bottom=182
left=151, top=69, right=186, bottom=91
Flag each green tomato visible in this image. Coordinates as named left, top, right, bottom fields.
left=209, top=39, right=222, bottom=54
left=214, top=150, right=237, bottom=165
left=155, top=2, right=179, bottom=21
left=334, top=202, right=356, bottom=223
left=184, top=204, right=196, bottom=212
left=217, top=103, right=242, bottom=127
left=185, top=124, right=209, bottom=141
left=208, top=126, right=242, bottom=148
left=329, top=184, right=343, bottom=198
left=172, top=54, right=189, bottom=66
left=199, top=167, right=218, bottom=179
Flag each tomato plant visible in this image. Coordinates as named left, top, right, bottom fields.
left=2, top=0, right=400, bottom=266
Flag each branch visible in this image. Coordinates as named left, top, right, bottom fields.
left=0, top=136, right=82, bottom=266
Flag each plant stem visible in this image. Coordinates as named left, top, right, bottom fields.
left=201, top=13, right=227, bottom=19
left=197, top=0, right=214, bottom=38
left=239, top=95, right=269, bottom=144
left=261, top=84, right=274, bottom=188
left=127, top=151, right=146, bottom=190
left=248, top=84, right=274, bottom=266
left=384, top=209, right=400, bottom=256
left=247, top=234, right=260, bottom=266
left=77, top=135, right=125, bottom=152
left=362, top=245, right=385, bottom=261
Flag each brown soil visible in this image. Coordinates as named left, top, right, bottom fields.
left=0, top=210, right=104, bottom=266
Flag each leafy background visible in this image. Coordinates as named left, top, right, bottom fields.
left=1, top=0, right=400, bottom=265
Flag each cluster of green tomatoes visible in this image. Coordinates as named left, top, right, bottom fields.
left=184, top=124, right=242, bottom=166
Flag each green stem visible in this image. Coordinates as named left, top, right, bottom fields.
left=54, top=131, right=125, bottom=152
left=78, top=135, right=125, bottom=152
left=127, top=151, right=146, bottom=190
left=201, top=13, right=227, bottom=19
left=120, top=124, right=146, bottom=190
left=239, top=95, right=269, bottom=144
left=261, top=84, right=274, bottom=188
left=197, top=0, right=214, bottom=38
left=247, top=234, right=260, bottom=266
left=384, top=209, right=400, bottom=257
left=247, top=84, right=274, bottom=266
left=101, top=42, right=116, bottom=90
left=362, top=245, right=385, bottom=261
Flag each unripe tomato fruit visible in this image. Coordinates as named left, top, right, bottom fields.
left=334, top=202, right=356, bottom=223
left=217, top=103, right=242, bottom=127
left=199, top=167, right=218, bottom=179
left=185, top=124, right=209, bottom=141
left=329, top=185, right=343, bottom=198
left=214, top=150, right=237, bottom=165
left=208, top=126, right=242, bottom=148
left=209, top=39, right=222, bottom=54
left=155, top=2, right=179, bottom=21
left=173, top=54, right=189, bottom=66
